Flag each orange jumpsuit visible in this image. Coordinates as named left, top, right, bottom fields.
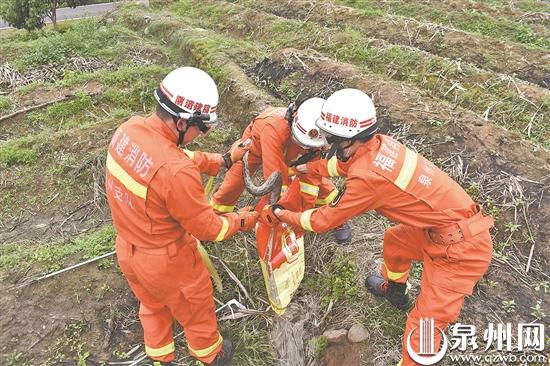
left=211, top=107, right=339, bottom=213
left=277, top=134, right=494, bottom=366
left=105, top=115, right=246, bottom=363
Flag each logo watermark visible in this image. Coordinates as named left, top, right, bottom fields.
left=406, top=318, right=547, bottom=365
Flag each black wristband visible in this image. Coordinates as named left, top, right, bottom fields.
left=222, top=153, right=232, bottom=169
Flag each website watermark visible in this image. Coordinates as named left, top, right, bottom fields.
left=406, top=317, right=548, bottom=365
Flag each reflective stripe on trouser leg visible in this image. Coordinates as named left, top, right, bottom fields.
left=381, top=262, right=409, bottom=283
left=139, top=303, right=176, bottom=362
left=168, top=246, right=221, bottom=364
left=189, top=332, right=223, bottom=360
left=145, top=341, right=176, bottom=358
left=382, top=225, right=424, bottom=284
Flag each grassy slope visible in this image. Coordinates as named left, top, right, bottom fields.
left=1, top=1, right=548, bottom=365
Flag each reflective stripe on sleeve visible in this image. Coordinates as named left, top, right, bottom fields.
left=145, top=341, right=175, bottom=357
left=315, top=188, right=339, bottom=205
left=106, top=152, right=147, bottom=199
left=189, top=332, right=223, bottom=358
left=210, top=199, right=235, bottom=213
left=182, top=149, right=195, bottom=159
left=299, top=182, right=320, bottom=196
left=394, top=148, right=418, bottom=190
left=327, top=156, right=340, bottom=177
left=300, top=209, right=316, bottom=232
left=214, top=217, right=229, bottom=241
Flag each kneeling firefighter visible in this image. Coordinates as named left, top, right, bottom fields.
left=262, top=88, right=494, bottom=366
left=211, top=98, right=352, bottom=242
left=105, top=67, right=258, bottom=366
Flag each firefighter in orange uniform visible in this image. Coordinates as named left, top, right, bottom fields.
left=211, top=98, right=352, bottom=242
left=263, top=89, right=494, bottom=366
left=105, top=67, right=258, bottom=366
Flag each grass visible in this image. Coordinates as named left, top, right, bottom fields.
left=305, top=250, right=361, bottom=308
left=44, top=321, right=90, bottom=366
left=160, top=1, right=549, bottom=146
left=0, top=137, right=37, bottom=166
left=0, top=95, right=13, bottom=113
left=0, top=225, right=115, bottom=273
left=14, top=20, right=135, bottom=68
left=384, top=2, right=549, bottom=50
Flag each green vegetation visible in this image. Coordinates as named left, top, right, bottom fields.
left=164, top=1, right=549, bottom=145
left=45, top=321, right=90, bottom=366
left=0, top=225, right=115, bottom=272
left=22, top=21, right=132, bottom=66
left=0, top=95, right=14, bottom=113
left=306, top=250, right=361, bottom=307
left=0, top=137, right=37, bottom=166
left=310, top=336, right=329, bottom=360
left=379, top=2, right=549, bottom=49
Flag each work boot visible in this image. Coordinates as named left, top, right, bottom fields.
left=332, top=221, right=352, bottom=243
left=366, top=275, right=410, bottom=311
left=198, top=337, right=235, bottom=366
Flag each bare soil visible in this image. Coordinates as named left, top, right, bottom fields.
left=249, top=0, right=550, bottom=88
left=1, top=3, right=549, bottom=366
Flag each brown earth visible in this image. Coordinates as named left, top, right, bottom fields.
left=247, top=0, right=550, bottom=88
left=1, top=4, right=549, bottom=365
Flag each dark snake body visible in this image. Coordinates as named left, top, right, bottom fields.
left=242, top=152, right=282, bottom=204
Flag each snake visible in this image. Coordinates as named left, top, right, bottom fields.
left=242, top=151, right=282, bottom=204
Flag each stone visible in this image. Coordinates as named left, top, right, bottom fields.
left=347, top=323, right=368, bottom=343
left=322, top=329, right=348, bottom=344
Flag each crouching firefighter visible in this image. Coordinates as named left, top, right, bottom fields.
left=262, top=88, right=494, bottom=366
left=105, top=67, right=259, bottom=366
left=211, top=97, right=352, bottom=243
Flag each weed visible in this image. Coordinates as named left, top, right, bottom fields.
left=502, top=299, right=517, bottom=313
left=28, top=92, right=94, bottom=130
left=307, top=250, right=361, bottom=307
left=0, top=95, right=13, bottom=113
left=3, top=350, right=31, bottom=366
left=309, top=335, right=329, bottom=360
left=59, top=71, right=96, bottom=87
left=504, top=222, right=521, bottom=233
left=486, top=279, right=498, bottom=287
left=428, top=119, right=445, bottom=127
left=534, top=281, right=549, bottom=294
left=530, top=301, right=546, bottom=319
left=0, top=137, right=37, bottom=166
left=18, top=20, right=134, bottom=67
left=465, top=182, right=482, bottom=201
left=0, top=225, right=115, bottom=273
left=517, top=0, right=550, bottom=12
left=45, top=321, right=90, bottom=366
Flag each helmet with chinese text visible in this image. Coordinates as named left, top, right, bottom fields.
left=316, top=88, right=378, bottom=141
left=154, top=67, right=219, bottom=123
left=291, top=97, right=327, bottom=149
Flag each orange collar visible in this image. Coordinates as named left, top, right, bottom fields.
left=352, top=134, right=382, bottom=157
left=147, top=113, right=178, bottom=143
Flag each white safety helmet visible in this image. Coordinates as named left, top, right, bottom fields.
left=291, top=97, right=326, bottom=148
left=316, top=88, right=377, bottom=140
left=154, top=66, right=219, bottom=123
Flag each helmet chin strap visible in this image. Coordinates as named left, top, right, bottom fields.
left=327, top=140, right=354, bottom=161
left=175, top=117, right=190, bottom=146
